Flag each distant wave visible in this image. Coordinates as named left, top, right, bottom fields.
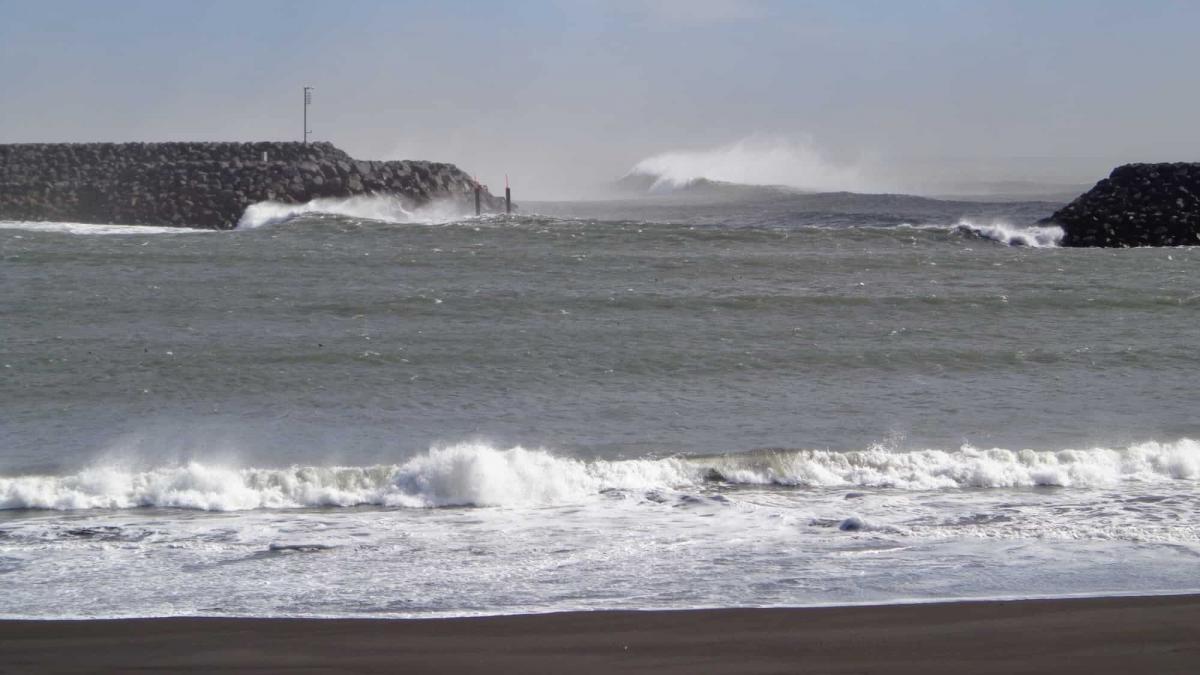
left=237, top=195, right=473, bottom=229
left=2, top=439, right=1195, bottom=511
left=627, top=136, right=870, bottom=193
left=0, top=221, right=212, bottom=235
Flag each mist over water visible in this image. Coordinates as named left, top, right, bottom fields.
left=618, top=136, right=1095, bottom=201
left=2, top=190, right=1198, bottom=618
left=628, top=136, right=873, bottom=193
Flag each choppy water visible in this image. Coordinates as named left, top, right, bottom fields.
left=2, top=192, right=1198, bottom=618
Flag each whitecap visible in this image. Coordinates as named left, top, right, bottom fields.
left=0, top=220, right=212, bottom=235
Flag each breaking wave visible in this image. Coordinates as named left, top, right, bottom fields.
left=1, top=439, right=1196, bottom=512
left=0, top=221, right=212, bottom=235
left=627, top=136, right=871, bottom=193
left=701, top=440, right=1199, bottom=488
left=954, top=220, right=1063, bottom=247
left=237, top=195, right=473, bottom=229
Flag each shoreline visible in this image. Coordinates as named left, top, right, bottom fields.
left=5, top=587, right=1199, bottom=622
left=3, top=595, right=1197, bottom=674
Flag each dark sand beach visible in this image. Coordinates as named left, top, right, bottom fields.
left=2, top=595, right=1197, bottom=674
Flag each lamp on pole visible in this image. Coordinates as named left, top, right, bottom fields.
left=303, top=86, right=313, bottom=144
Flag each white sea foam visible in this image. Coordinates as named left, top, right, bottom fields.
left=237, top=195, right=472, bottom=229
left=2, top=440, right=1196, bottom=512
left=0, top=443, right=689, bottom=511
left=955, top=220, right=1063, bottom=247
left=0, top=220, right=212, bottom=235
left=3, top=441, right=1199, bottom=619
left=703, top=439, right=1200, bottom=489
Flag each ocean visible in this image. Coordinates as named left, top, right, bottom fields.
left=2, top=190, right=1198, bottom=619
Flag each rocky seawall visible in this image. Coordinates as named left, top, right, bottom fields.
left=1046, top=163, right=1200, bottom=247
left=0, top=142, right=506, bottom=229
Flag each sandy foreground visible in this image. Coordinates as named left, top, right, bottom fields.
left=1, top=595, right=1197, bottom=674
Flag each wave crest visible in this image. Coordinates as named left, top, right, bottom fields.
left=2, top=440, right=1195, bottom=511
left=237, top=195, right=473, bottom=229
left=0, top=221, right=212, bottom=235
left=703, top=440, right=1199, bottom=489
left=955, top=220, right=1063, bottom=247
left=0, top=443, right=688, bottom=511
left=627, top=136, right=868, bottom=192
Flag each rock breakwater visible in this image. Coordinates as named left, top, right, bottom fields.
left=1047, top=163, right=1200, bottom=247
left=0, top=142, right=505, bottom=229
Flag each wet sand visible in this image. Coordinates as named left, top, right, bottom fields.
left=1, top=595, right=1197, bottom=674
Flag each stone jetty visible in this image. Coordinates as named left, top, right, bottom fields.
left=0, top=142, right=506, bottom=229
left=1047, top=163, right=1200, bottom=247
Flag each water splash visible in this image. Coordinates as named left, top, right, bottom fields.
left=955, top=220, right=1064, bottom=247
left=237, top=195, right=475, bottom=229
left=627, top=136, right=870, bottom=192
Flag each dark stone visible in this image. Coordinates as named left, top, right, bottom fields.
left=838, top=516, right=865, bottom=532
left=1044, top=163, right=1200, bottom=247
left=0, top=141, right=508, bottom=229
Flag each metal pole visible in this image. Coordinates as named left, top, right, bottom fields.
left=303, top=86, right=313, bottom=144
left=505, top=174, right=511, bottom=214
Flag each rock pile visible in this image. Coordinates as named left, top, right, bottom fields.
left=0, top=142, right=506, bottom=229
left=1047, top=163, right=1200, bottom=247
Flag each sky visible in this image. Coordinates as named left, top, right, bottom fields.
left=2, top=0, right=1199, bottom=198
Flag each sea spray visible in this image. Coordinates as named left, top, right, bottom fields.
left=627, top=136, right=870, bottom=193
left=238, top=195, right=415, bottom=229
left=954, top=220, right=1064, bottom=247
left=237, top=195, right=480, bottom=229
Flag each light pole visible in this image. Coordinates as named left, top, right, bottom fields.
left=303, top=86, right=313, bottom=144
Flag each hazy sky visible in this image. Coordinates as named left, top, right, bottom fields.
left=2, top=0, right=1198, bottom=197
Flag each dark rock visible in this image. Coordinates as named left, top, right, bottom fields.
left=838, top=516, right=865, bottom=531
left=0, top=141, right=507, bottom=229
left=1044, top=163, right=1200, bottom=247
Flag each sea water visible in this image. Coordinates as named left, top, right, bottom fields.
left=2, top=191, right=1198, bottom=618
